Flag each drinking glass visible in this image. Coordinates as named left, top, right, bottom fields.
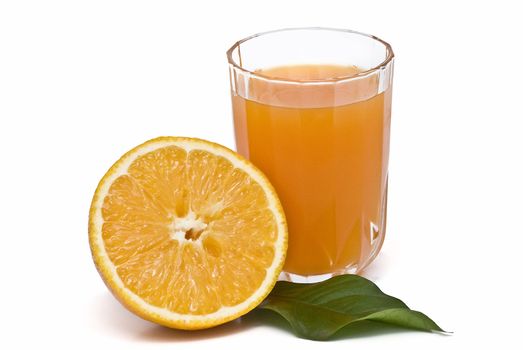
left=227, top=28, right=394, bottom=282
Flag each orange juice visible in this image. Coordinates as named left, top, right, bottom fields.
left=232, top=65, right=391, bottom=276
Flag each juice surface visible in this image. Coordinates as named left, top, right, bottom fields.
left=232, top=65, right=391, bottom=276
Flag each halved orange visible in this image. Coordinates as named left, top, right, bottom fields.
left=88, top=137, right=287, bottom=329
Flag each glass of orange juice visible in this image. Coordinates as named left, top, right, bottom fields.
left=227, top=28, right=394, bottom=282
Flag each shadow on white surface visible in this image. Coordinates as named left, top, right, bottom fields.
left=91, top=293, right=262, bottom=342
left=359, top=250, right=391, bottom=281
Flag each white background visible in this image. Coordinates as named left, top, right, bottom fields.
left=1, top=0, right=522, bottom=348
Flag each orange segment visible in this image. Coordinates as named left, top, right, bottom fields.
left=89, top=137, right=287, bottom=329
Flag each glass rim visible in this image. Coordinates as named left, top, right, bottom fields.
left=226, top=27, right=394, bottom=84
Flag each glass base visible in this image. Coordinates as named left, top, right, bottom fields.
left=279, top=266, right=358, bottom=283
left=279, top=217, right=387, bottom=283
left=279, top=180, right=388, bottom=283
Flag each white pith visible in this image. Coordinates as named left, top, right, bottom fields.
left=170, top=211, right=208, bottom=244
left=91, top=138, right=286, bottom=324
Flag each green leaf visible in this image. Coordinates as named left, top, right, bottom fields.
left=258, top=274, right=447, bottom=340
